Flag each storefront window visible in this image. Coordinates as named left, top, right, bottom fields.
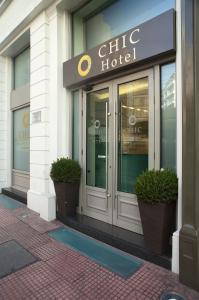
left=13, top=107, right=30, bottom=172
left=161, top=63, right=176, bottom=170
left=14, top=48, right=30, bottom=89
left=73, top=0, right=175, bottom=56
left=72, top=91, right=80, bottom=161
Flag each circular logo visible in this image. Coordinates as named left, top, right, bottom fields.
left=95, top=120, right=100, bottom=129
left=22, top=112, right=29, bottom=128
left=129, top=114, right=137, bottom=126
left=78, top=55, right=92, bottom=77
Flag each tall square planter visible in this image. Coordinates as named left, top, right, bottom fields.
left=54, top=182, right=79, bottom=218
left=138, top=201, right=176, bottom=254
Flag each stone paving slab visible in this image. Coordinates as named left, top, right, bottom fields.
left=0, top=198, right=198, bottom=300
left=18, top=212, right=60, bottom=233
left=0, top=240, right=38, bottom=278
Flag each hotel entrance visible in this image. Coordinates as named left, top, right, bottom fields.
left=82, top=69, right=154, bottom=234
left=63, top=3, right=176, bottom=271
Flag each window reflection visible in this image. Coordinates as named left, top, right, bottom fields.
left=13, top=107, right=30, bottom=172
left=72, top=91, right=80, bottom=162
left=86, top=89, right=109, bottom=188
left=118, top=78, right=149, bottom=193
left=85, top=0, right=175, bottom=50
left=161, top=63, right=176, bottom=169
left=14, top=48, right=30, bottom=89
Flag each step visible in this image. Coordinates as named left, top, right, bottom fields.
left=57, top=213, right=171, bottom=270
left=2, top=187, right=27, bottom=205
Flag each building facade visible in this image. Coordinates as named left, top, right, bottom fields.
left=0, top=0, right=198, bottom=291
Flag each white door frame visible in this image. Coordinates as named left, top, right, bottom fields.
left=112, top=69, right=155, bottom=233
left=82, top=81, right=113, bottom=224
left=82, top=68, right=155, bottom=233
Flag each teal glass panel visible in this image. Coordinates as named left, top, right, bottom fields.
left=86, top=89, right=109, bottom=188
left=14, top=48, right=30, bottom=89
left=72, top=15, right=85, bottom=56
left=73, top=0, right=175, bottom=55
left=73, top=0, right=114, bottom=56
left=118, top=78, right=149, bottom=193
left=72, top=91, right=80, bottom=161
left=13, top=107, right=30, bottom=172
left=161, top=63, right=176, bottom=170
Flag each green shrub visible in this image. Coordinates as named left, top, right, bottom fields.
left=50, top=157, right=81, bottom=183
left=135, top=169, right=178, bottom=204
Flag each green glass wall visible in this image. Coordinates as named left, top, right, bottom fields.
left=14, top=48, right=30, bottom=89
left=13, top=107, right=30, bottom=172
left=160, top=63, right=176, bottom=169
left=118, top=78, right=149, bottom=193
left=86, top=89, right=109, bottom=188
left=72, top=91, right=80, bottom=161
left=73, top=0, right=175, bottom=56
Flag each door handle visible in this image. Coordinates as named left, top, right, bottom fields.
left=105, top=102, right=108, bottom=193
left=106, top=193, right=111, bottom=210
left=114, top=194, right=118, bottom=210
left=98, top=155, right=106, bottom=159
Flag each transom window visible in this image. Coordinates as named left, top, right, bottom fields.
left=73, top=0, right=175, bottom=56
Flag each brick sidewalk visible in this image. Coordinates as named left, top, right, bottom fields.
left=0, top=199, right=198, bottom=300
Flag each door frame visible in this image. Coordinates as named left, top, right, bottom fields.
left=112, top=69, right=155, bottom=233
left=81, top=68, right=159, bottom=233
left=82, top=81, right=114, bottom=224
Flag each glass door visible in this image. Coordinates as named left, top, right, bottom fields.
left=83, top=84, right=113, bottom=224
left=12, top=106, right=30, bottom=192
left=82, top=70, right=154, bottom=233
left=118, top=77, right=149, bottom=194
left=113, top=70, right=154, bottom=233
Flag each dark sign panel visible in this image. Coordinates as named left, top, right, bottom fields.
left=63, top=9, right=175, bottom=89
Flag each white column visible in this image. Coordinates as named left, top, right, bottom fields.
left=0, top=56, right=12, bottom=193
left=0, top=56, right=7, bottom=192
left=47, top=6, right=71, bottom=200
left=172, top=0, right=182, bottom=274
left=28, top=5, right=71, bottom=221
left=28, top=11, right=55, bottom=220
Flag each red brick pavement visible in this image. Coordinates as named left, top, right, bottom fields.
left=0, top=202, right=198, bottom=300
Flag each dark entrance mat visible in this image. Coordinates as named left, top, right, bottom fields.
left=0, top=194, right=24, bottom=210
left=58, top=213, right=171, bottom=269
left=0, top=240, right=38, bottom=278
left=1, top=188, right=27, bottom=205
left=160, top=291, right=186, bottom=300
left=49, top=227, right=143, bottom=278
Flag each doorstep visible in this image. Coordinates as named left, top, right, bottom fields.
left=2, top=187, right=27, bottom=205
left=57, top=213, right=171, bottom=270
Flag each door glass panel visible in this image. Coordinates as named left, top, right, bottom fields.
left=86, top=89, right=109, bottom=188
left=118, top=78, right=149, bottom=193
left=72, top=90, right=80, bottom=161
left=13, top=107, right=30, bottom=172
left=14, top=48, right=30, bottom=89
left=161, top=63, right=176, bottom=170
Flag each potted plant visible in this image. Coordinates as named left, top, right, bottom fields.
left=50, top=157, right=81, bottom=219
left=135, top=169, right=178, bottom=255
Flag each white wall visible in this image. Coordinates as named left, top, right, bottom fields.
left=28, top=3, right=71, bottom=221
left=0, top=0, right=74, bottom=220
left=0, top=0, right=55, bottom=51
left=28, top=10, right=52, bottom=220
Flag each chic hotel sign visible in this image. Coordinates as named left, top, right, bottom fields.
left=63, top=9, right=175, bottom=88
